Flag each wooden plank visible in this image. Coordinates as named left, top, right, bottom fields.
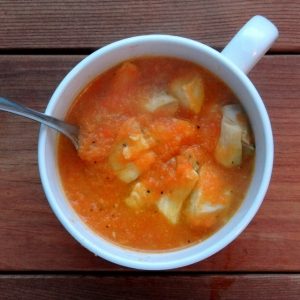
left=0, top=274, right=299, bottom=299
left=0, top=55, right=299, bottom=271
left=0, top=0, right=299, bottom=52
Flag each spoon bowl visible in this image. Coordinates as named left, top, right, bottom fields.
left=0, top=97, right=79, bottom=149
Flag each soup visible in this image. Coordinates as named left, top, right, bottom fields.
left=58, top=57, right=255, bottom=251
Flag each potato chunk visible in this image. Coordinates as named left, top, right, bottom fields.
left=169, top=75, right=205, bottom=113
left=145, top=92, right=178, bottom=113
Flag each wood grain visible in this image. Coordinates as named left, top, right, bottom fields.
left=0, top=0, right=299, bottom=52
left=0, top=274, right=299, bottom=300
left=0, top=55, right=299, bottom=271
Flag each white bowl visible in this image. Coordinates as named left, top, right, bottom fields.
left=38, top=16, right=277, bottom=270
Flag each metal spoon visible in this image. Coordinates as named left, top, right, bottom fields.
left=0, top=97, right=79, bottom=149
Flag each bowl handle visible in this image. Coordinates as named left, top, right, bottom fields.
left=221, top=15, right=279, bottom=74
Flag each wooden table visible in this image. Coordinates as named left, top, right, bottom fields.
left=0, top=1, right=299, bottom=299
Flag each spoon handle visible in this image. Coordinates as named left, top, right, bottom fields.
left=0, top=97, right=79, bottom=149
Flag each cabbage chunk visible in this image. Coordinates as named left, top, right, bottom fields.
left=109, top=118, right=156, bottom=182
left=222, top=104, right=253, bottom=148
left=215, top=119, right=243, bottom=167
left=145, top=92, right=178, bottom=113
left=157, top=155, right=199, bottom=224
left=215, top=104, right=253, bottom=167
left=185, top=187, right=224, bottom=216
left=125, top=182, right=150, bottom=209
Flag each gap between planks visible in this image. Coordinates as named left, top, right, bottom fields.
left=0, top=271, right=299, bottom=277
left=0, top=49, right=299, bottom=56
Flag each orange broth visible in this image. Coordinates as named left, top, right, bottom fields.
left=58, top=57, right=254, bottom=251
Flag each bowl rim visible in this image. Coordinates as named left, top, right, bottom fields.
left=38, top=34, right=273, bottom=270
